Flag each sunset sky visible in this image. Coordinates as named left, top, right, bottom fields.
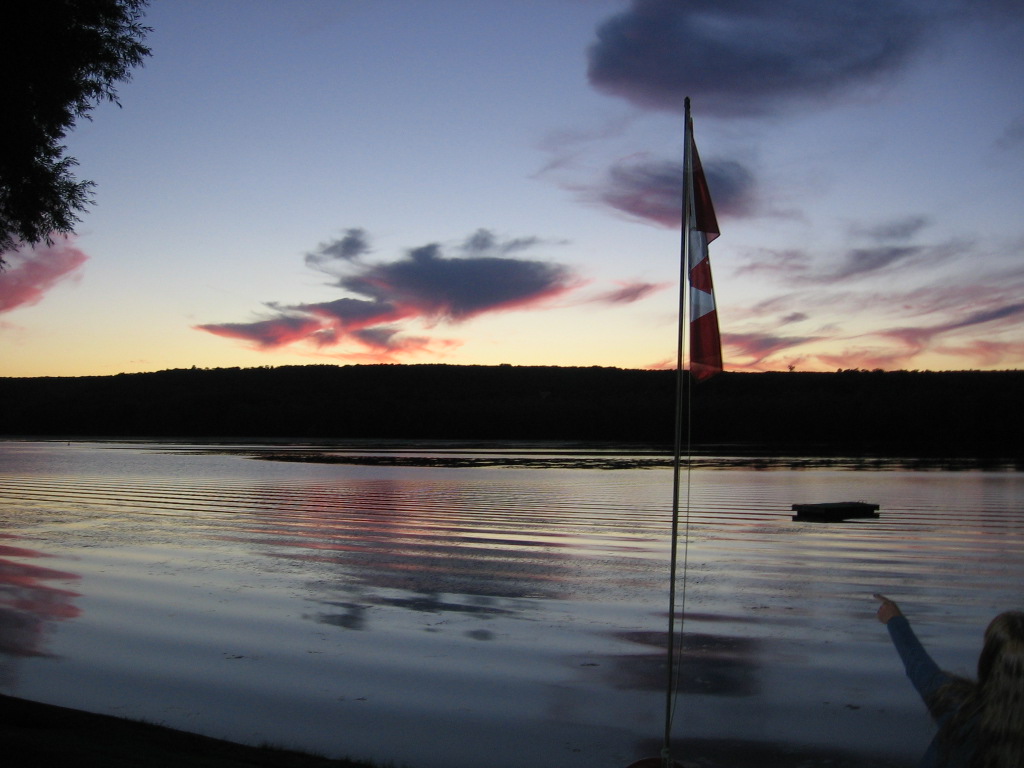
left=3, top=0, right=1023, bottom=377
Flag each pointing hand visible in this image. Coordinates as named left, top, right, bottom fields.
left=873, top=593, right=903, bottom=624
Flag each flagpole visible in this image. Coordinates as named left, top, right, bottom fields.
left=662, top=96, right=693, bottom=767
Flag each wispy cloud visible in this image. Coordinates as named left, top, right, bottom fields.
left=780, top=312, right=808, bottom=324
left=817, top=238, right=965, bottom=286
left=935, top=339, right=1024, bottom=368
left=728, top=280, right=1024, bottom=372
left=723, top=208, right=1024, bottom=369
left=995, top=114, right=1024, bottom=151
left=0, top=238, right=88, bottom=314
left=459, top=228, right=544, bottom=256
left=197, top=229, right=582, bottom=360
left=809, top=299, right=1024, bottom=371
left=829, top=246, right=924, bottom=280
left=812, top=346, right=921, bottom=372
left=733, top=217, right=962, bottom=286
left=589, top=281, right=668, bottom=305
left=723, top=331, right=821, bottom=366
left=877, top=300, right=1024, bottom=352
left=849, top=215, right=930, bottom=243
left=734, top=249, right=813, bottom=278
left=942, top=300, right=1024, bottom=332
left=304, top=228, right=372, bottom=271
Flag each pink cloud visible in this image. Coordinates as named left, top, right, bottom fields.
left=935, top=340, right=1024, bottom=368
left=0, top=238, right=88, bottom=314
left=197, top=229, right=582, bottom=358
left=345, top=332, right=460, bottom=363
left=852, top=300, right=1024, bottom=364
left=791, top=302, right=1024, bottom=372
left=722, top=331, right=820, bottom=365
left=197, top=316, right=326, bottom=349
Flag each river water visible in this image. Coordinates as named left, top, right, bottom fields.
left=0, top=440, right=1021, bottom=767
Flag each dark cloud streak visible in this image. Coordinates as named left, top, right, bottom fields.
left=591, top=281, right=667, bottom=305
left=459, top=229, right=542, bottom=256
left=287, top=297, right=401, bottom=328
left=831, top=246, right=923, bottom=279
left=734, top=249, right=812, bottom=278
left=995, top=115, right=1024, bottom=151
left=940, top=301, right=1024, bottom=332
left=851, top=216, right=930, bottom=243
left=305, top=228, right=371, bottom=271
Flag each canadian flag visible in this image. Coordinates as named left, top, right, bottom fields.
left=686, top=131, right=722, bottom=381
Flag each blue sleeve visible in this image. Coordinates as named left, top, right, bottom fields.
left=886, top=615, right=952, bottom=706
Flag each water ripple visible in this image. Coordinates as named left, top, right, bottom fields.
left=0, top=443, right=1022, bottom=768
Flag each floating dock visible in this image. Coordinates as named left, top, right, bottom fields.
left=792, top=501, right=880, bottom=522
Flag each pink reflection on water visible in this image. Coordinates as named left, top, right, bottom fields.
left=0, top=536, right=81, bottom=680
left=213, top=481, right=583, bottom=616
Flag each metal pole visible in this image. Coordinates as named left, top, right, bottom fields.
left=662, top=95, right=692, bottom=766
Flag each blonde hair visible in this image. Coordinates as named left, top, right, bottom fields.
left=934, top=611, right=1024, bottom=768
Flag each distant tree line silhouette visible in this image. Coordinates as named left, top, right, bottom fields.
left=0, top=365, right=1020, bottom=458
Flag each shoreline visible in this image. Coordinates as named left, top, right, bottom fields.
left=3, top=438, right=1020, bottom=469
left=205, top=449, right=1023, bottom=472
left=0, top=693, right=913, bottom=767
left=0, top=693, right=380, bottom=767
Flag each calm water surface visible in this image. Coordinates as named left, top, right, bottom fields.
left=0, top=441, right=1022, bottom=767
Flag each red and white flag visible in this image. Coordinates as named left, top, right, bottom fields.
left=686, top=130, right=722, bottom=381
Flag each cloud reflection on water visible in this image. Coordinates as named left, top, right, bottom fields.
left=0, top=536, right=81, bottom=684
left=605, top=630, right=761, bottom=697
left=219, top=479, right=591, bottom=634
left=311, top=593, right=514, bottom=633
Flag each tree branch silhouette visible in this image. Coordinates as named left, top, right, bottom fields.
left=0, top=0, right=151, bottom=264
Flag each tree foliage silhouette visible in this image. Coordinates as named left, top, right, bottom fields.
left=0, top=366, right=1020, bottom=461
left=0, top=0, right=151, bottom=263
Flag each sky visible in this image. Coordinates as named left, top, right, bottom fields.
left=3, top=0, right=1023, bottom=377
